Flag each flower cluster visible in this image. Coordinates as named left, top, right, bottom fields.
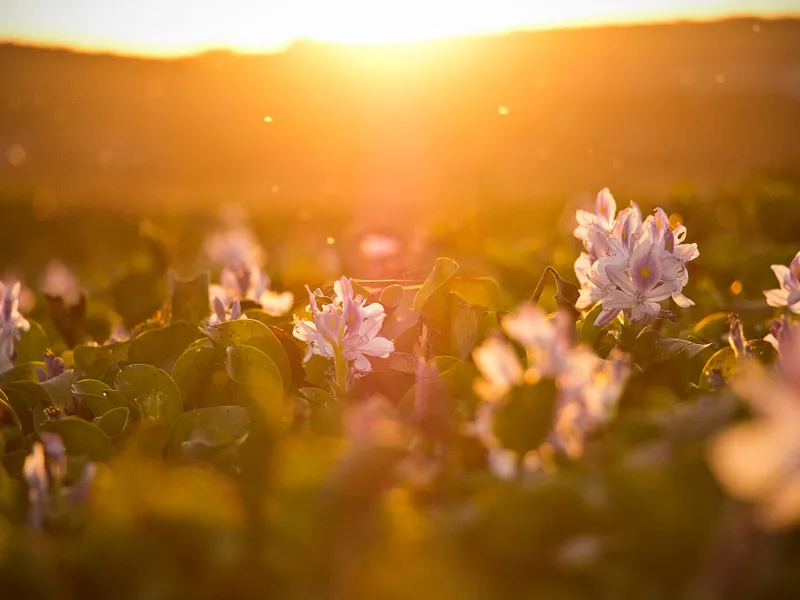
left=574, top=188, right=698, bottom=327
left=204, top=222, right=294, bottom=323
left=0, top=280, right=30, bottom=373
left=469, top=306, right=630, bottom=478
left=210, top=265, right=294, bottom=319
left=292, top=276, right=394, bottom=376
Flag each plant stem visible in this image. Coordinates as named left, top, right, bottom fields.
left=333, top=346, right=349, bottom=398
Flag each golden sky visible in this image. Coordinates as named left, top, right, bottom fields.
left=1, top=0, right=798, bottom=56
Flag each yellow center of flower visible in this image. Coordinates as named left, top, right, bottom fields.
left=640, top=266, right=651, bottom=279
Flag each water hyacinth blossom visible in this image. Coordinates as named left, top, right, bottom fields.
left=292, top=277, right=394, bottom=387
left=210, top=266, right=294, bottom=318
left=709, top=355, right=800, bottom=529
left=469, top=305, right=630, bottom=478
left=764, top=251, right=800, bottom=313
left=0, top=280, right=30, bottom=373
left=208, top=297, right=246, bottom=326
left=36, top=351, right=66, bottom=382
left=574, top=189, right=698, bottom=327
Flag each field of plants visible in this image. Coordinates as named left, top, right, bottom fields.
left=1, top=174, right=800, bottom=600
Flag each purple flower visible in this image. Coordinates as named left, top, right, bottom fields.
left=208, top=297, right=245, bottom=326
left=36, top=351, right=66, bottom=382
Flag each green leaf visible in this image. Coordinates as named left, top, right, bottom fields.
left=225, top=345, right=287, bottom=430
left=298, top=387, right=336, bottom=407
left=579, top=303, right=604, bottom=347
left=449, top=277, right=502, bottom=310
left=14, top=320, right=49, bottom=365
left=493, top=379, right=558, bottom=456
left=128, top=321, right=202, bottom=373
left=428, top=356, right=460, bottom=373
left=225, top=345, right=283, bottom=397
left=633, top=331, right=712, bottom=370
left=699, top=347, right=736, bottom=390
left=750, top=339, right=779, bottom=365
left=203, top=319, right=291, bottom=391
left=115, top=364, right=183, bottom=429
left=171, top=338, right=226, bottom=410
left=169, top=405, right=250, bottom=461
left=169, top=270, right=211, bottom=324
left=0, top=362, right=44, bottom=385
left=71, top=379, right=127, bottom=417
left=1, top=381, right=47, bottom=434
left=94, top=406, right=130, bottom=438
left=690, top=312, right=732, bottom=344
left=74, top=342, right=130, bottom=380
left=0, top=391, right=22, bottom=446
left=413, top=257, right=459, bottom=312
left=39, top=370, right=79, bottom=411
left=379, top=284, right=405, bottom=309
left=41, top=417, right=112, bottom=461
left=699, top=340, right=779, bottom=389
left=449, top=293, right=478, bottom=360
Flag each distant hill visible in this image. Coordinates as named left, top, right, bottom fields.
left=1, top=18, right=799, bottom=213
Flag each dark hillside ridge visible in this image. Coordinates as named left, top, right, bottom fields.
left=1, top=18, right=799, bottom=210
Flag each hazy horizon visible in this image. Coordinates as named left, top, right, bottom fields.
left=1, top=0, right=799, bottom=57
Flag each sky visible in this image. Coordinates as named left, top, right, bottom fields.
left=1, top=0, right=798, bottom=56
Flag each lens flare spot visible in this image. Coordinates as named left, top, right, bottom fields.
left=729, top=280, right=743, bottom=296
left=6, top=144, right=27, bottom=167
left=326, top=236, right=336, bottom=245
left=669, top=213, right=683, bottom=229
left=497, top=105, right=509, bottom=116
left=263, top=116, right=273, bottom=123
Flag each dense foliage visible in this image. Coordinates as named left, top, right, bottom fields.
left=2, top=180, right=800, bottom=600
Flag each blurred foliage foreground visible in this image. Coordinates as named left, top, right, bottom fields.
left=2, top=178, right=800, bottom=600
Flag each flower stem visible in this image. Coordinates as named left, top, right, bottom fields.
left=333, top=346, right=349, bottom=398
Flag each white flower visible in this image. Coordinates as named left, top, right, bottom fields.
left=709, top=363, right=800, bottom=530
left=764, top=251, right=800, bottom=313
left=501, top=306, right=570, bottom=380
left=292, top=276, right=394, bottom=374
left=472, top=336, right=524, bottom=402
left=210, top=266, right=294, bottom=317
left=0, top=281, right=30, bottom=373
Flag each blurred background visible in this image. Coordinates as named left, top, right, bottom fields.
left=1, top=1, right=799, bottom=306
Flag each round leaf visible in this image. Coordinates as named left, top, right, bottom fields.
left=115, top=364, right=183, bottom=429
left=14, top=319, right=49, bottom=365
left=203, top=319, right=291, bottom=390
left=493, top=379, right=558, bottom=456
left=169, top=405, right=250, bottom=461
left=128, top=322, right=202, bottom=373
left=41, top=417, right=113, bottom=461
left=0, top=391, right=22, bottom=446
left=94, top=406, right=131, bottom=438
